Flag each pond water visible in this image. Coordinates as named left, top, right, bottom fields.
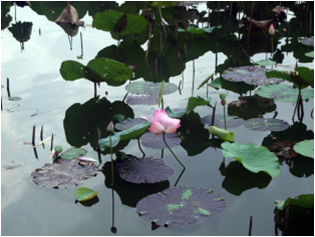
left=1, top=1, right=314, bottom=236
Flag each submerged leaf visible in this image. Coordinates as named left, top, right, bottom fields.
left=125, top=81, right=177, bottom=95
left=221, top=142, right=281, bottom=178
left=136, top=186, right=226, bottom=227
left=114, top=155, right=175, bottom=184
left=75, top=187, right=98, bottom=201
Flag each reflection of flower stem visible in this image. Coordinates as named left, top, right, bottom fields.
left=110, top=133, right=114, bottom=186
left=223, top=105, right=227, bottom=130
left=137, top=138, right=146, bottom=158
left=271, top=35, right=274, bottom=57
left=163, top=132, right=185, bottom=169
left=174, top=167, right=185, bottom=187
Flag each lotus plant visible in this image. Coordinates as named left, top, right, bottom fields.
left=147, top=109, right=185, bottom=169
left=107, top=121, right=115, bottom=186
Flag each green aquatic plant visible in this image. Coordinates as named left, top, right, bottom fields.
left=75, top=187, right=99, bottom=202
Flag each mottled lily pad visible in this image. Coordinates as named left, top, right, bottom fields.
left=136, top=186, right=226, bottom=228
left=256, top=84, right=314, bottom=103
left=115, top=118, right=144, bottom=131
left=293, top=139, right=314, bottom=158
left=126, top=95, right=158, bottom=105
left=125, top=81, right=177, bottom=95
left=244, top=118, right=289, bottom=132
left=114, top=156, right=175, bottom=184
left=59, top=147, right=87, bottom=160
left=140, top=132, right=181, bottom=149
left=7, top=96, right=21, bottom=101
left=201, top=114, right=244, bottom=129
left=31, top=159, right=99, bottom=189
left=300, top=36, right=314, bottom=46
left=222, top=66, right=283, bottom=86
left=221, top=142, right=281, bottom=178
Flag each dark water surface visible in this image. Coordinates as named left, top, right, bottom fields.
left=1, top=1, right=314, bottom=236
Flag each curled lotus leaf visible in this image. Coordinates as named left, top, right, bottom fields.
left=222, top=66, right=283, bottom=86
left=114, top=155, right=175, bottom=184
left=74, top=187, right=98, bottom=202
left=136, top=186, right=226, bottom=228
left=244, top=118, right=289, bottom=132
left=209, top=126, right=235, bottom=142
left=31, top=159, right=99, bottom=189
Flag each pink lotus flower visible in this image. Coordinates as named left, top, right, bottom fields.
left=148, top=109, right=180, bottom=135
left=269, top=24, right=275, bottom=36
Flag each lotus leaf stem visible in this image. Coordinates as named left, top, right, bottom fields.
left=110, top=133, right=114, bottom=186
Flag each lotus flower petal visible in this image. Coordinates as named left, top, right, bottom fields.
left=148, top=109, right=181, bottom=135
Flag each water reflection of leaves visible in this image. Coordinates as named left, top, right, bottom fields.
left=220, top=161, right=272, bottom=196
left=63, top=96, right=134, bottom=153
left=102, top=161, right=170, bottom=208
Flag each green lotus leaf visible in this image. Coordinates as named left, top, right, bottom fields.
left=165, top=97, right=212, bottom=119
left=197, top=73, right=215, bottom=90
left=256, top=84, right=314, bottom=102
left=256, top=59, right=276, bottom=67
left=93, top=10, right=147, bottom=36
left=74, top=187, right=98, bottom=202
left=60, top=147, right=87, bottom=160
left=293, top=139, right=314, bottom=158
left=283, top=194, right=314, bottom=209
left=54, top=145, right=63, bottom=153
left=178, top=25, right=221, bottom=35
left=208, top=77, right=221, bottom=89
left=209, top=126, right=235, bottom=142
left=60, top=58, right=133, bottom=86
left=219, top=93, right=227, bottom=101
left=221, top=142, right=281, bottom=178
left=99, top=121, right=150, bottom=151
left=305, top=51, right=314, bottom=58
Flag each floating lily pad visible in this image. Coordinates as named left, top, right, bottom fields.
left=115, top=118, right=144, bottom=131
left=256, top=84, right=314, bottom=103
left=126, top=95, right=158, bottom=105
left=256, top=59, right=276, bottom=67
left=59, top=147, right=87, bottom=160
left=222, top=66, right=283, bottom=86
left=136, top=186, right=226, bottom=227
left=221, top=142, right=281, bottom=178
left=244, top=118, right=289, bottom=132
left=300, top=36, right=314, bottom=46
left=74, top=187, right=98, bottom=202
left=7, top=96, right=21, bottom=101
left=178, top=25, right=222, bottom=35
left=125, top=81, right=177, bottom=95
left=140, top=132, right=181, bottom=149
left=31, top=159, right=99, bottom=189
left=114, top=156, right=175, bottom=184
left=165, top=97, right=212, bottom=119
left=293, top=139, right=314, bottom=158
left=201, top=114, right=244, bottom=129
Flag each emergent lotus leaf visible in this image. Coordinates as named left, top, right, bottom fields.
left=221, top=142, right=281, bottom=178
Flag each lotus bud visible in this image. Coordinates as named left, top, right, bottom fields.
left=221, top=100, right=226, bottom=106
left=269, top=24, right=275, bottom=36
left=107, top=121, right=114, bottom=133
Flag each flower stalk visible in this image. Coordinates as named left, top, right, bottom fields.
left=163, top=131, right=185, bottom=169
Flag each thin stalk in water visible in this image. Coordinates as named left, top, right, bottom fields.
left=137, top=138, right=146, bottom=158
left=162, top=131, right=185, bottom=169
left=109, top=133, right=114, bottom=186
